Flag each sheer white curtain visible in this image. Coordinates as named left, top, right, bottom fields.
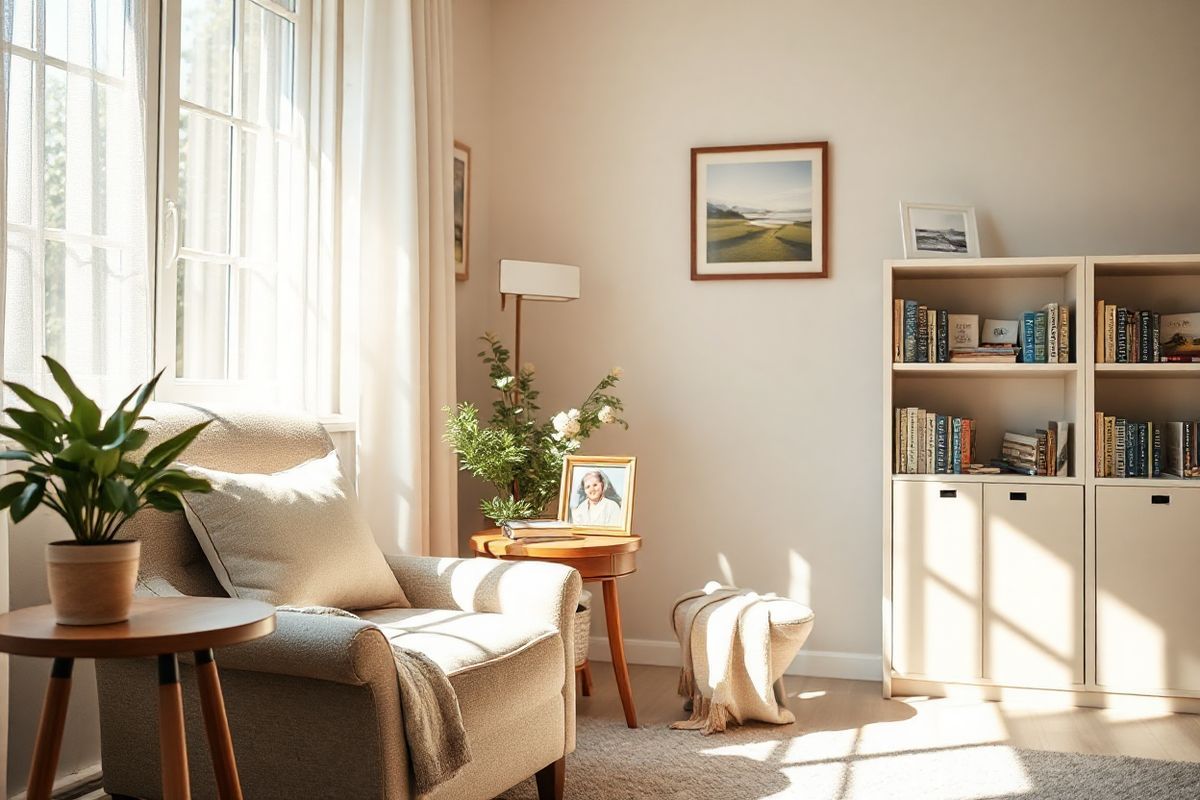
left=340, top=0, right=458, bottom=556
left=2, top=0, right=152, bottom=407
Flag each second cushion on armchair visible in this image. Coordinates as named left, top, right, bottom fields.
left=178, top=450, right=409, bottom=610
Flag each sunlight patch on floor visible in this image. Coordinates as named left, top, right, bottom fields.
left=842, top=745, right=1032, bottom=800
left=857, top=699, right=1009, bottom=756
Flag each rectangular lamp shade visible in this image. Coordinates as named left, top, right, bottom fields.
left=499, top=259, right=580, bottom=301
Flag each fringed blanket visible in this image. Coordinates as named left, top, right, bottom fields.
left=669, top=583, right=815, bottom=735
left=278, top=606, right=471, bottom=794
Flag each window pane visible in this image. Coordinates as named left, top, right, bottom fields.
left=10, top=0, right=35, bottom=49
left=180, top=0, right=233, bottom=113
left=239, top=0, right=294, bottom=131
left=238, top=129, right=279, bottom=261
left=4, top=234, right=36, bottom=376
left=44, top=0, right=97, bottom=69
left=43, top=65, right=68, bottom=229
left=93, top=0, right=128, bottom=78
left=233, top=265, right=277, bottom=380
left=176, top=259, right=230, bottom=379
left=6, top=56, right=34, bottom=225
left=178, top=109, right=232, bottom=253
left=42, top=240, right=67, bottom=363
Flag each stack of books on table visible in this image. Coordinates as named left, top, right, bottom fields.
left=948, top=345, right=1019, bottom=364
left=893, top=407, right=978, bottom=474
left=1095, top=304, right=1200, bottom=363
left=1094, top=415, right=1200, bottom=478
left=993, top=422, right=1070, bottom=476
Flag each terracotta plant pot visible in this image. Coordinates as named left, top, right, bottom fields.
left=45, top=540, right=141, bottom=626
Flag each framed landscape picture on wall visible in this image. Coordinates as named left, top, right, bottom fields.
left=691, top=141, right=828, bottom=280
left=454, top=140, right=471, bottom=281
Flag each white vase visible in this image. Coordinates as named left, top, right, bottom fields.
left=45, top=540, right=141, bottom=625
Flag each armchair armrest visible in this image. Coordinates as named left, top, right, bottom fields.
left=135, top=576, right=396, bottom=687
left=386, top=554, right=582, bottom=638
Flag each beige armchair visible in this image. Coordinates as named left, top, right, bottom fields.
left=95, top=404, right=580, bottom=800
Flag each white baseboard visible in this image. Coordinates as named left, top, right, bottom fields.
left=9, top=762, right=102, bottom=800
left=587, top=636, right=882, bottom=682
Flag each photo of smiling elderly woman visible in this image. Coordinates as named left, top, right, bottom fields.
left=558, top=456, right=637, bottom=533
left=572, top=470, right=623, bottom=526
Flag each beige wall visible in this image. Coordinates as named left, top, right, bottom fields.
left=457, top=0, right=1200, bottom=669
left=452, top=0, right=505, bottom=551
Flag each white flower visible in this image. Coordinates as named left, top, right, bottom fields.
left=495, top=375, right=515, bottom=389
left=552, top=411, right=581, bottom=440
left=610, top=366, right=624, bottom=379
left=522, top=362, right=536, bottom=375
left=598, top=405, right=616, bottom=424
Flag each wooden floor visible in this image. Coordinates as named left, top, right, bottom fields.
left=581, top=662, right=1200, bottom=763
left=79, top=662, right=1200, bottom=799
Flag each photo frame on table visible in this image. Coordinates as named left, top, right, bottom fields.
left=900, top=201, right=980, bottom=259
left=453, top=141, right=471, bottom=281
left=691, top=141, right=828, bottom=281
left=557, top=455, right=637, bottom=535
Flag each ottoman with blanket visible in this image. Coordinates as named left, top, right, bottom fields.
left=670, top=584, right=815, bottom=734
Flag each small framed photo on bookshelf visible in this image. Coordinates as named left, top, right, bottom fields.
left=557, top=455, right=637, bottom=535
left=900, top=202, right=981, bottom=259
left=691, top=141, right=828, bottom=280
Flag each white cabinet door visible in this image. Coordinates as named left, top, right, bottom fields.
left=1097, top=486, right=1200, bottom=693
left=983, top=483, right=1084, bottom=687
left=893, top=481, right=982, bottom=680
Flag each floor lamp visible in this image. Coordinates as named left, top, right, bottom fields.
left=499, top=259, right=581, bottom=371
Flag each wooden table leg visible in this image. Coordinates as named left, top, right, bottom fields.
left=195, top=649, right=244, bottom=800
left=27, top=657, right=73, bottom=800
left=601, top=579, right=638, bottom=728
left=158, top=654, right=191, bottom=800
left=580, top=661, right=593, bottom=696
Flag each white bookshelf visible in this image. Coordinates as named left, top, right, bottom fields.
left=883, top=255, right=1200, bottom=710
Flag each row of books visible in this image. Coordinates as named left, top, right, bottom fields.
left=892, top=301, right=1071, bottom=364
left=994, top=424, right=1070, bottom=476
left=1094, top=304, right=1200, bottom=363
left=1094, top=415, right=1200, bottom=478
left=893, top=408, right=978, bottom=474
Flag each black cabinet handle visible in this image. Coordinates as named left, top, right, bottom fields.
left=1010, top=491, right=1027, bottom=501
left=1152, top=494, right=1170, bottom=505
left=939, top=489, right=956, bottom=498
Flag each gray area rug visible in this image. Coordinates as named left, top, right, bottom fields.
left=500, top=715, right=1200, bottom=799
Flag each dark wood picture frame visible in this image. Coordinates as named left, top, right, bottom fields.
left=454, top=140, right=471, bottom=282
left=690, top=141, right=829, bottom=281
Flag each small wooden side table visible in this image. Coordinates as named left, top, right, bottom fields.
left=0, top=597, right=275, bottom=800
left=469, top=530, right=642, bottom=728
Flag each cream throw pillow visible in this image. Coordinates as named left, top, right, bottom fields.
left=178, top=450, right=410, bottom=610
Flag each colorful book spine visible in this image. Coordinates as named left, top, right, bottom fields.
left=916, top=305, right=929, bottom=363
left=1058, top=305, right=1071, bottom=363
left=1139, top=311, right=1152, bottom=363
left=935, top=415, right=948, bottom=474
left=1116, top=307, right=1128, bottom=362
left=951, top=417, right=962, bottom=474
left=936, top=310, right=949, bottom=363
left=1021, top=312, right=1037, bottom=363
left=1033, top=312, right=1047, bottom=363
left=903, top=301, right=918, bottom=362
left=1152, top=312, right=1161, bottom=362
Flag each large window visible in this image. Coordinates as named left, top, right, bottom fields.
left=2, top=0, right=153, bottom=405
left=2, top=0, right=318, bottom=410
left=156, top=0, right=312, bottom=405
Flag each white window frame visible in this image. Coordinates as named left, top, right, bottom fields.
left=152, top=0, right=314, bottom=407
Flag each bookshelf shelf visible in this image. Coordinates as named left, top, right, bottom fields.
left=1094, top=363, right=1200, bottom=378
left=893, top=473, right=1083, bottom=486
left=1093, top=477, right=1200, bottom=488
left=893, top=363, right=1077, bottom=378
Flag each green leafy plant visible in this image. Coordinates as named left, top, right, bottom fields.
left=0, top=356, right=213, bottom=543
left=444, top=333, right=627, bottom=524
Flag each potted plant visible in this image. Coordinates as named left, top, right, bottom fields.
left=444, top=333, right=627, bottom=524
left=0, top=357, right=212, bottom=625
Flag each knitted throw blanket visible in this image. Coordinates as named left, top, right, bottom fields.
left=279, top=607, right=471, bottom=794
left=669, top=585, right=800, bottom=735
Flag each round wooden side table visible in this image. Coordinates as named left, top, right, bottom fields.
left=0, top=596, right=275, bottom=800
left=469, top=530, right=642, bottom=728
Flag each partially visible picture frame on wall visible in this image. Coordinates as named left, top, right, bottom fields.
left=691, top=141, right=828, bottom=280
left=454, top=141, right=471, bottom=281
left=899, top=201, right=980, bottom=259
